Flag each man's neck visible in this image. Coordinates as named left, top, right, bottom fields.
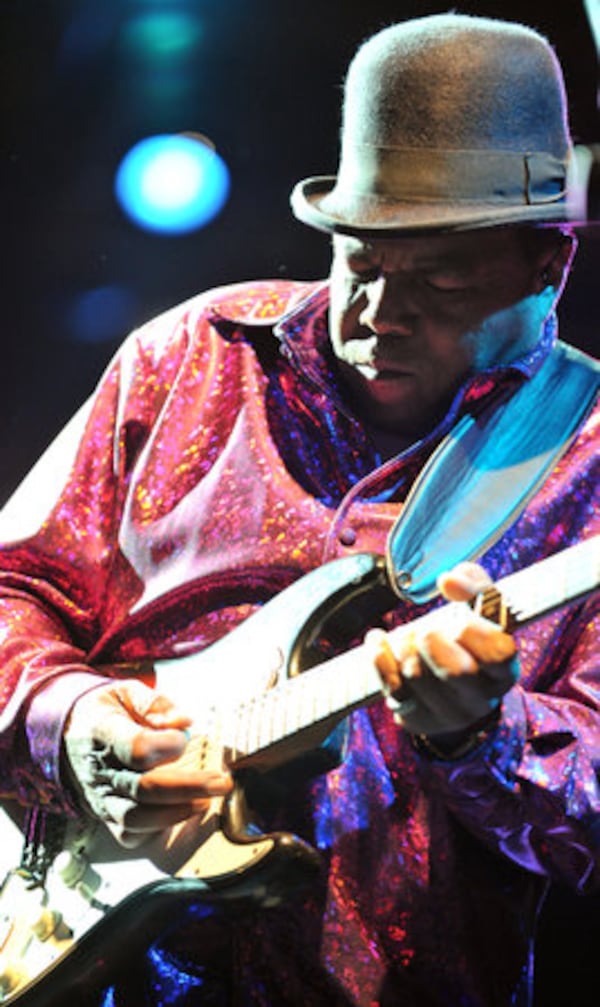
left=369, top=426, right=418, bottom=462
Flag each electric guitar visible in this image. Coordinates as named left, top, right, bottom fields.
left=0, top=536, right=598, bottom=1005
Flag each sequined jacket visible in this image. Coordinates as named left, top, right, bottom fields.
left=0, top=280, right=598, bottom=1006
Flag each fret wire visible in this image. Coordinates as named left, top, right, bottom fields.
left=269, top=687, right=286, bottom=748
left=224, top=703, right=237, bottom=763
left=298, top=673, right=314, bottom=732
left=255, top=688, right=282, bottom=754
left=258, top=691, right=273, bottom=752
left=255, top=690, right=270, bottom=752
left=234, top=701, right=250, bottom=757
left=264, top=688, right=280, bottom=749
left=246, top=696, right=261, bottom=755
left=499, top=537, right=598, bottom=624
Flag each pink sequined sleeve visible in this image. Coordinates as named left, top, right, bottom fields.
left=0, top=311, right=189, bottom=812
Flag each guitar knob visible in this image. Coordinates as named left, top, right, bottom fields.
left=53, top=850, right=100, bottom=904
left=54, top=850, right=87, bottom=888
left=0, top=962, right=29, bottom=996
left=31, top=908, right=62, bottom=941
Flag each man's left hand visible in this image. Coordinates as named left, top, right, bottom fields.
left=369, top=562, right=519, bottom=740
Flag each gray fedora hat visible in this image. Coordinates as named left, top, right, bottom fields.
left=291, top=13, right=588, bottom=234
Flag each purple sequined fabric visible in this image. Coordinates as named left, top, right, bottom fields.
left=0, top=280, right=598, bottom=1005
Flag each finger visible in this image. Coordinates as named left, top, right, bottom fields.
left=400, top=650, right=425, bottom=682
left=456, top=621, right=517, bottom=666
left=366, top=628, right=424, bottom=689
left=96, top=717, right=189, bottom=770
left=137, top=768, right=233, bottom=804
left=113, top=681, right=193, bottom=731
left=371, top=640, right=423, bottom=722
left=365, top=628, right=402, bottom=691
left=419, top=631, right=478, bottom=678
left=107, top=766, right=233, bottom=805
left=132, top=695, right=192, bottom=732
left=129, top=727, right=192, bottom=770
left=437, top=562, right=492, bottom=602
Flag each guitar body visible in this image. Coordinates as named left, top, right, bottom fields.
left=0, top=789, right=321, bottom=1007
left=0, top=552, right=390, bottom=1005
left=0, top=537, right=596, bottom=1003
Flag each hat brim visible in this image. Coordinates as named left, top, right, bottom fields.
left=290, top=174, right=590, bottom=235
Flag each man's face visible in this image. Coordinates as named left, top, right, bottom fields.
left=329, top=228, right=556, bottom=437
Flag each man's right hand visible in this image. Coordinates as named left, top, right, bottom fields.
left=63, top=679, right=233, bottom=847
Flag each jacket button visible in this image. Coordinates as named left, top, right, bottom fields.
left=339, top=526, right=357, bottom=547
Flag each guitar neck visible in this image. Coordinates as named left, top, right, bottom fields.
left=494, top=536, right=599, bottom=626
left=229, top=536, right=599, bottom=768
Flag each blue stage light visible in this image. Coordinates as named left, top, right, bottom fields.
left=115, top=134, right=230, bottom=234
left=66, top=285, right=138, bottom=343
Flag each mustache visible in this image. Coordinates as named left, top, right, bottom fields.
left=342, top=333, right=418, bottom=370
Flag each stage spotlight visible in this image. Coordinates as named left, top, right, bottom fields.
left=115, top=133, right=230, bottom=234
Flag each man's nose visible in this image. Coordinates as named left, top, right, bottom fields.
left=358, top=275, right=416, bottom=334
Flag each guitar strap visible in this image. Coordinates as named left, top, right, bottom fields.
left=386, top=339, right=600, bottom=603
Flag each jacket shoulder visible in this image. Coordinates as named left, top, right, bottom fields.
left=119, top=280, right=328, bottom=374
left=201, top=279, right=326, bottom=326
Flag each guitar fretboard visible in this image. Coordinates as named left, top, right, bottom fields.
left=497, top=537, right=599, bottom=624
left=226, top=535, right=599, bottom=765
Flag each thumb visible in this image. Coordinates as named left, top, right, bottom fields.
left=437, top=562, right=492, bottom=603
left=96, top=680, right=193, bottom=769
left=115, top=680, right=193, bottom=731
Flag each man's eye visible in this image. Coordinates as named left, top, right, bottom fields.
left=425, top=276, right=470, bottom=293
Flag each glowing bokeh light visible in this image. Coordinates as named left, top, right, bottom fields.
left=114, top=134, right=230, bottom=234
left=66, top=285, right=139, bottom=343
left=119, top=13, right=203, bottom=61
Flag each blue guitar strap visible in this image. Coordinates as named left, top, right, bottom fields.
left=386, top=340, right=600, bottom=603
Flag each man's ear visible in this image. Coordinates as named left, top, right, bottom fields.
left=538, top=232, right=577, bottom=292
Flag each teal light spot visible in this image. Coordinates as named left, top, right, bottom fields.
left=120, top=13, right=203, bottom=62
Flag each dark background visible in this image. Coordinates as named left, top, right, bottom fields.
left=2, top=0, right=599, bottom=505
left=1, top=2, right=599, bottom=1004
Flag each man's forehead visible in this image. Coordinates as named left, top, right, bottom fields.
left=332, top=228, right=522, bottom=269
left=334, top=231, right=477, bottom=262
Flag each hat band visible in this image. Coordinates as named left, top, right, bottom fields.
left=333, top=145, right=569, bottom=205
